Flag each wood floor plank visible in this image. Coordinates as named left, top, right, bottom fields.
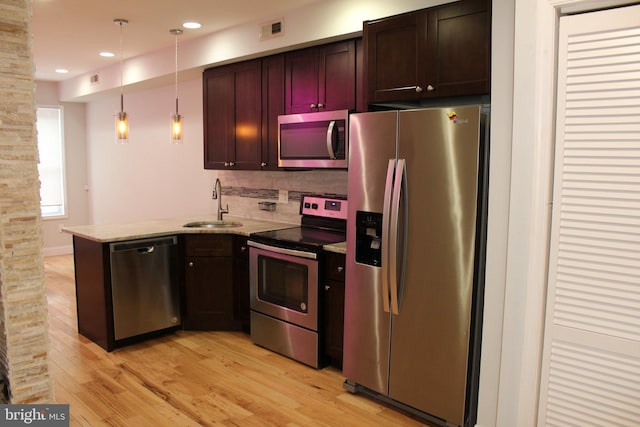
left=44, top=255, right=429, bottom=426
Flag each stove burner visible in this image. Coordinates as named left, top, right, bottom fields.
left=250, top=226, right=346, bottom=252
left=249, top=194, right=347, bottom=252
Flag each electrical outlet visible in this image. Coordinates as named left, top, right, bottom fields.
left=278, top=189, right=288, bottom=204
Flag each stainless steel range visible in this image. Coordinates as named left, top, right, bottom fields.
left=248, top=194, right=347, bottom=368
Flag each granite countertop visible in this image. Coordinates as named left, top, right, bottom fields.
left=62, top=215, right=296, bottom=243
left=323, top=241, right=346, bottom=254
left=63, top=215, right=347, bottom=255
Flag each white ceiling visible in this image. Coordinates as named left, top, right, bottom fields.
left=32, top=0, right=322, bottom=82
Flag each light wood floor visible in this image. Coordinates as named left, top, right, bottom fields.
left=44, top=255, right=428, bottom=426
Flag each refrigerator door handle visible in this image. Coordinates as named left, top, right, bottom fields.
left=389, top=158, right=406, bottom=315
left=381, top=159, right=395, bottom=314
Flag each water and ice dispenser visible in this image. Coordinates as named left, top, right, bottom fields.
left=355, top=211, right=383, bottom=267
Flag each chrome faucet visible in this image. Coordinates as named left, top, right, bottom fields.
left=212, top=178, right=229, bottom=221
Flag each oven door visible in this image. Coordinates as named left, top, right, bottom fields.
left=248, top=241, right=319, bottom=331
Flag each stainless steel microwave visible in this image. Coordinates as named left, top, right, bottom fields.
left=278, top=109, right=348, bottom=169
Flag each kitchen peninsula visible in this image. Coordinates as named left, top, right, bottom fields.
left=63, top=216, right=299, bottom=351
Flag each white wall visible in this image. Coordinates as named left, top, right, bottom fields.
left=35, top=81, right=90, bottom=255
left=59, top=0, right=450, bottom=102
left=85, top=78, right=217, bottom=224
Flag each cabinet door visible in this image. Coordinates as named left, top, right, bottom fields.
left=261, top=54, right=285, bottom=170
left=233, top=236, right=250, bottom=333
left=364, top=0, right=490, bottom=104
left=355, top=38, right=366, bottom=113
left=323, top=279, right=345, bottom=368
left=323, top=252, right=346, bottom=368
left=285, top=47, right=320, bottom=114
left=286, top=41, right=357, bottom=114
left=203, top=60, right=262, bottom=170
left=319, top=40, right=356, bottom=111
left=233, top=60, right=263, bottom=170
left=426, top=0, right=491, bottom=97
left=365, top=12, right=425, bottom=103
left=184, top=256, right=235, bottom=330
left=203, top=67, right=234, bottom=169
left=182, top=235, right=236, bottom=330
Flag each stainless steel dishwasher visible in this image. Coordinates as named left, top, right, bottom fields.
left=109, top=236, right=180, bottom=341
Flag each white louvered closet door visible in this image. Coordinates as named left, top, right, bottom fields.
left=538, top=4, right=640, bottom=426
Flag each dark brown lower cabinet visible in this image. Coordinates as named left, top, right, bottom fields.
left=73, top=236, right=113, bottom=350
left=233, top=236, right=251, bottom=333
left=182, top=234, right=239, bottom=330
left=323, top=252, right=346, bottom=369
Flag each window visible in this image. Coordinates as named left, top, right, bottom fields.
left=36, top=106, right=66, bottom=217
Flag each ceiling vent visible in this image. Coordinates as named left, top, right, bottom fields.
left=89, top=74, right=99, bottom=85
left=260, top=19, right=284, bottom=41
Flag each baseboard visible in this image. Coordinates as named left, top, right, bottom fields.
left=43, top=245, right=73, bottom=257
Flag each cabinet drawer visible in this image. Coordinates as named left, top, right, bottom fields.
left=184, top=234, right=232, bottom=257
left=324, top=252, right=346, bottom=282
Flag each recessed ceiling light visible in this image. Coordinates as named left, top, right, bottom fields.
left=55, top=68, right=69, bottom=74
left=183, top=22, right=201, bottom=29
left=100, top=51, right=115, bottom=57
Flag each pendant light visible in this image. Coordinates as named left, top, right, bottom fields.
left=114, top=18, right=129, bottom=143
left=169, top=28, right=183, bottom=144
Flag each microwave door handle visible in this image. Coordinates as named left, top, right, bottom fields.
left=326, top=120, right=337, bottom=159
left=381, top=159, right=395, bottom=314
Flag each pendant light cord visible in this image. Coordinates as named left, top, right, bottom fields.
left=173, top=30, right=180, bottom=114
left=118, top=19, right=126, bottom=112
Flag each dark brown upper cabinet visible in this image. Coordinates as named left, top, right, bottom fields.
left=285, top=40, right=356, bottom=114
left=202, top=38, right=361, bottom=170
left=364, top=0, right=491, bottom=104
left=260, top=54, right=285, bottom=170
left=203, top=60, right=263, bottom=170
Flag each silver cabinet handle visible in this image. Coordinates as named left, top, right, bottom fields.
left=426, top=85, right=435, bottom=92
left=317, top=103, right=324, bottom=108
left=241, top=246, right=247, bottom=252
left=188, top=261, right=194, bottom=267
left=337, top=266, right=344, bottom=273
left=415, top=86, right=423, bottom=93
left=310, top=103, right=317, bottom=108
left=224, top=162, right=229, bottom=167
left=325, top=285, right=330, bottom=291
left=261, top=162, right=267, bottom=167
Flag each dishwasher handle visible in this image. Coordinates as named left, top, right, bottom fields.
left=110, top=236, right=177, bottom=253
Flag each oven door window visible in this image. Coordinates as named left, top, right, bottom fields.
left=257, top=255, right=308, bottom=313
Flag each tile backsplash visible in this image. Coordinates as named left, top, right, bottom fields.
left=217, top=169, right=348, bottom=224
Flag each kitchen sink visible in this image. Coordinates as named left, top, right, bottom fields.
left=182, top=221, right=242, bottom=228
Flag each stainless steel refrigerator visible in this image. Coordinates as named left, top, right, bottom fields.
left=343, top=105, right=489, bottom=427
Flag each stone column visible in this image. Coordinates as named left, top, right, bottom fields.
left=0, top=0, right=53, bottom=403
